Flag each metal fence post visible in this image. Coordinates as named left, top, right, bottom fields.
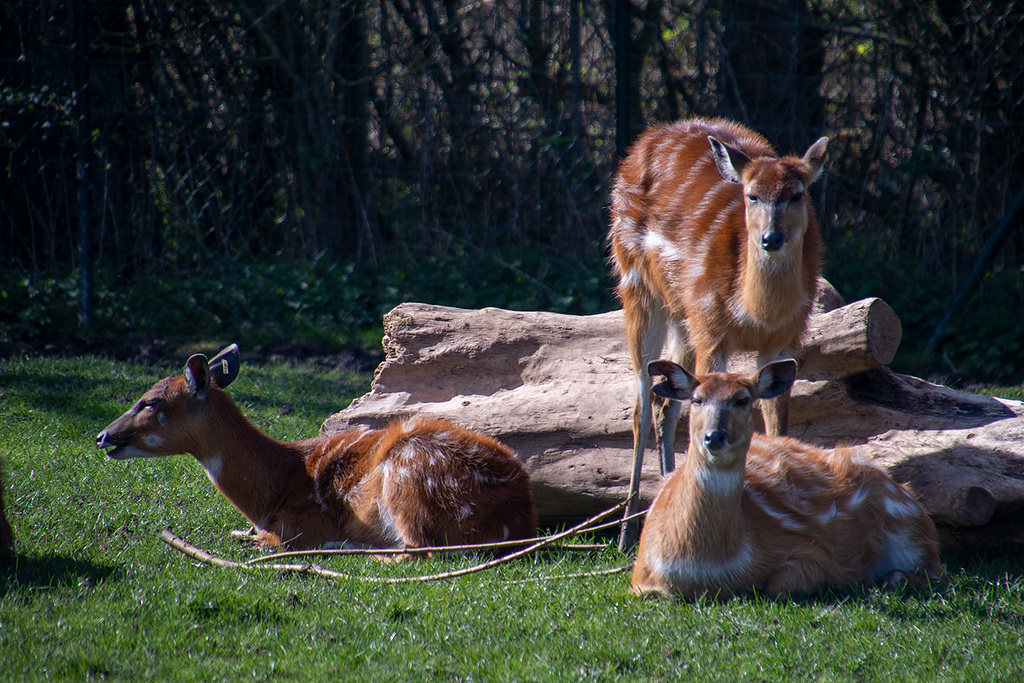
left=74, top=0, right=92, bottom=330
left=614, top=0, right=632, bottom=161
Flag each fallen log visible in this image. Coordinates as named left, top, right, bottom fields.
left=324, top=287, right=1024, bottom=548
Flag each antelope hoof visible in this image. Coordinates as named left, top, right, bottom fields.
left=880, top=570, right=909, bottom=590
left=230, top=528, right=259, bottom=544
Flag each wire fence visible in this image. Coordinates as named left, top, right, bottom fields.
left=3, top=1, right=1023, bottom=331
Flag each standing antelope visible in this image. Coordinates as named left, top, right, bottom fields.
left=609, top=118, right=828, bottom=548
left=96, top=346, right=537, bottom=551
left=630, top=359, right=943, bottom=599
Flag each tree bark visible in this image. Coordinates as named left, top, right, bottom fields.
left=323, top=287, right=1024, bottom=547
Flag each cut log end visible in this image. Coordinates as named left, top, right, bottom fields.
left=934, top=486, right=997, bottom=528
left=798, top=297, right=901, bottom=380
left=864, top=298, right=902, bottom=367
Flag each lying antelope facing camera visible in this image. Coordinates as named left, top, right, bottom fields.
left=630, top=359, right=943, bottom=599
left=96, top=345, right=537, bottom=551
left=609, top=118, right=827, bottom=548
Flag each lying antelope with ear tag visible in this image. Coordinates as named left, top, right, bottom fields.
left=97, top=345, right=537, bottom=551
left=630, top=359, right=944, bottom=599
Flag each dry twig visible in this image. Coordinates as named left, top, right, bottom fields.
left=160, top=500, right=631, bottom=584
left=243, top=539, right=611, bottom=566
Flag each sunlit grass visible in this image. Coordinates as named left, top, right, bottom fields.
left=2, top=354, right=1023, bottom=681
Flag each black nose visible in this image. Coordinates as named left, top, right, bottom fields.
left=704, top=429, right=727, bottom=450
left=761, top=231, right=784, bottom=252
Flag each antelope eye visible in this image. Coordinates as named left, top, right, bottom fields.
left=734, top=397, right=750, bottom=408
left=747, top=194, right=759, bottom=203
left=691, top=397, right=704, bottom=406
left=790, top=192, right=803, bottom=203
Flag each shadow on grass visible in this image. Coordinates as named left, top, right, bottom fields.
left=769, top=547, right=1024, bottom=629
left=0, top=360, right=374, bottom=438
left=0, top=553, right=121, bottom=597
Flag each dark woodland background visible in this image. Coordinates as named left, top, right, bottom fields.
left=2, top=1, right=1023, bottom=382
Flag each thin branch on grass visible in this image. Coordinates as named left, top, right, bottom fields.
left=161, top=530, right=243, bottom=569
left=241, top=509, right=648, bottom=566
left=243, top=539, right=611, bottom=566
left=574, top=510, right=647, bottom=536
left=160, top=500, right=631, bottom=584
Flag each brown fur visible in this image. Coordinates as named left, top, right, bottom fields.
left=609, top=119, right=827, bottom=493
left=630, top=361, right=944, bottom=599
left=97, top=355, right=536, bottom=551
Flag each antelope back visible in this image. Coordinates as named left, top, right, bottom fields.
left=610, top=118, right=826, bottom=271
left=742, top=436, right=943, bottom=592
left=307, top=417, right=538, bottom=548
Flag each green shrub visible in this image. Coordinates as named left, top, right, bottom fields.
left=6, top=240, right=1022, bottom=386
left=0, top=245, right=617, bottom=360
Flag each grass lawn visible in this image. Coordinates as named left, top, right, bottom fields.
left=2, top=352, right=1023, bottom=681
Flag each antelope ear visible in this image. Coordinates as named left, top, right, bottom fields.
left=649, top=360, right=700, bottom=401
left=208, top=343, right=241, bottom=389
left=709, top=136, right=751, bottom=184
left=184, top=354, right=211, bottom=399
left=802, top=136, right=829, bottom=185
left=754, top=359, right=797, bottom=400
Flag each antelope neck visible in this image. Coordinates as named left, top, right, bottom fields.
left=192, top=394, right=310, bottom=527
left=739, top=242, right=803, bottom=326
left=677, top=453, right=747, bottom=555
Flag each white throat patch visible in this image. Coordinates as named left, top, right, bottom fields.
left=203, top=453, right=224, bottom=484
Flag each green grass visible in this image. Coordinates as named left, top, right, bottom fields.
left=2, top=353, right=1024, bottom=681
